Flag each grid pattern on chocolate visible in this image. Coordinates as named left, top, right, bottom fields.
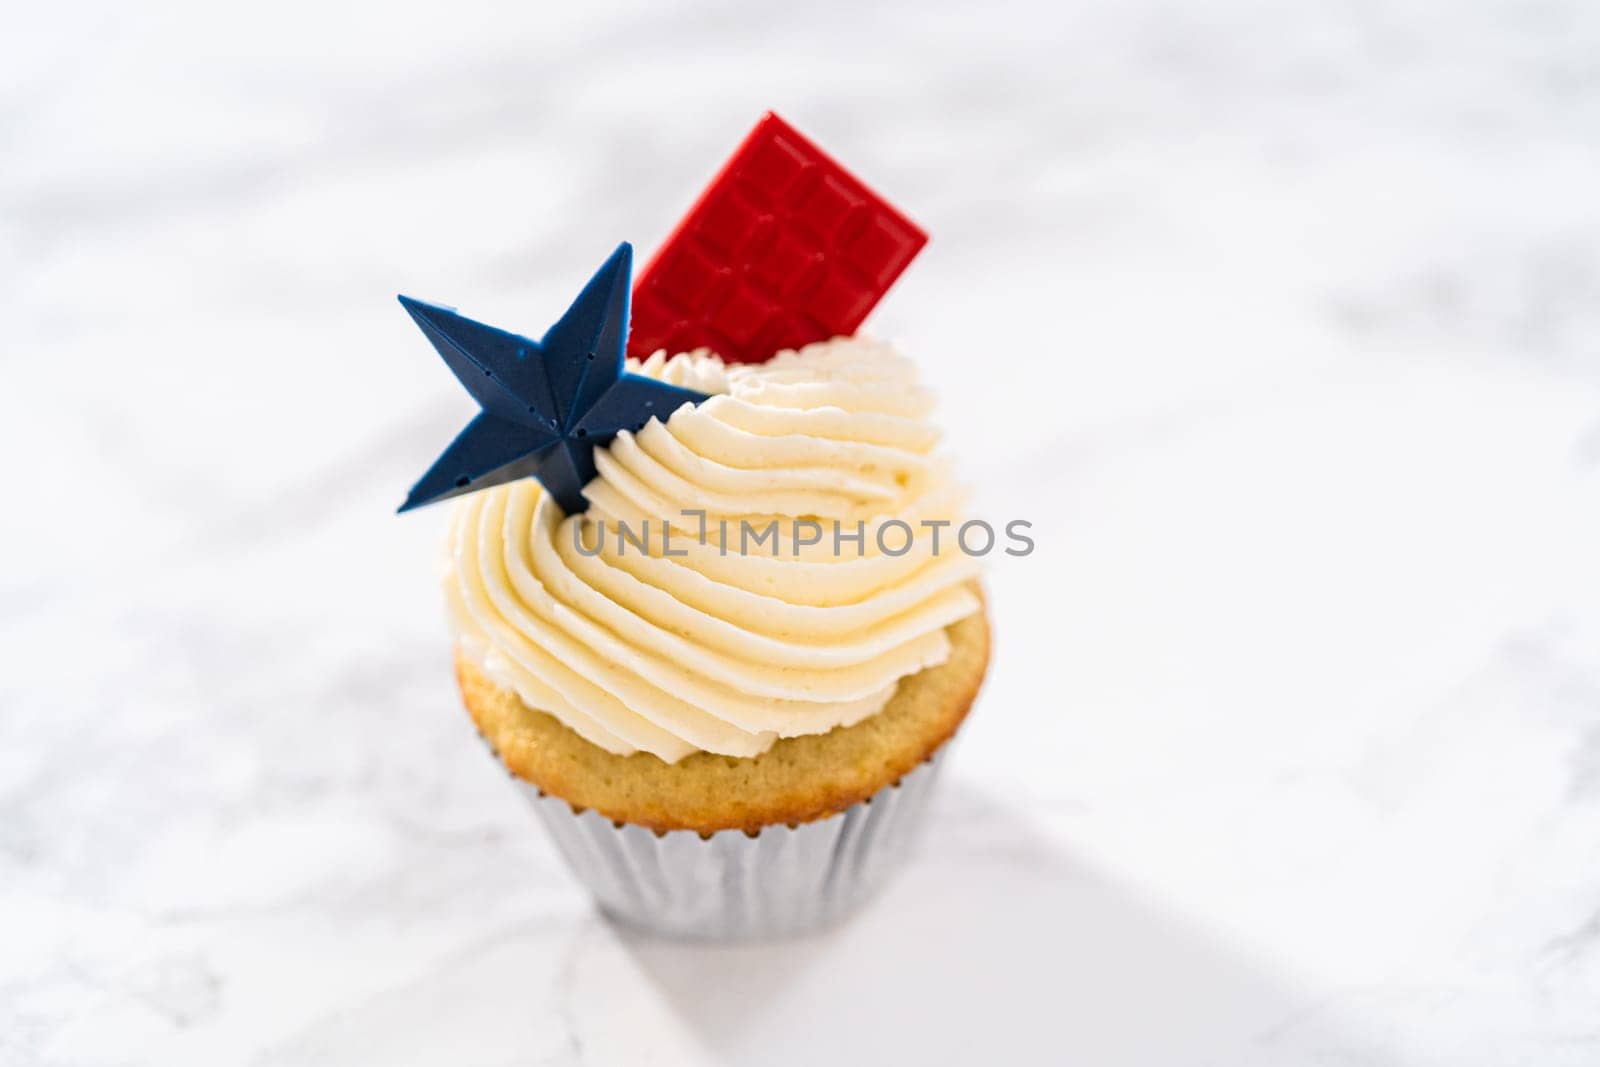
left=629, top=113, right=927, bottom=364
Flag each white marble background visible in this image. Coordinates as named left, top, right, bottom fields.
left=5, top=0, right=1600, bottom=1063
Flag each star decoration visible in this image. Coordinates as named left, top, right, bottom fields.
left=397, top=242, right=709, bottom=515
left=629, top=112, right=928, bottom=364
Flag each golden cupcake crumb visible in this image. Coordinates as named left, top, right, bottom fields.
left=457, top=596, right=990, bottom=834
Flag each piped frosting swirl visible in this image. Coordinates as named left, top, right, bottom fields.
left=445, top=336, right=982, bottom=762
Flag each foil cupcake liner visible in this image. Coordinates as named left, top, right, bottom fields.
left=515, top=749, right=947, bottom=941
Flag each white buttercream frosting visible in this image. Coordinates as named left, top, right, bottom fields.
left=444, top=336, right=982, bottom=762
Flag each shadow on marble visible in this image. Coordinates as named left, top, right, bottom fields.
left=607, top=785, right=1391, bottom=1067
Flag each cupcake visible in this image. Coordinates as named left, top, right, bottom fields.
left=398, top=114, right=990, bottom=939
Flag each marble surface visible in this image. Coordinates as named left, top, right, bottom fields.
left=6, top=1, right=1600, bottom=1063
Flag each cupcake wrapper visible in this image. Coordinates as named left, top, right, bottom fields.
left=516, top=750, right=946, bottom=941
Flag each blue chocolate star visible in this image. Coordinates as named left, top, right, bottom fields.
left=397, top=242, right=708, bottom=515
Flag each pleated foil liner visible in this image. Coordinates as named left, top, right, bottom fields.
left=517, top=749, right=947, bottom=941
